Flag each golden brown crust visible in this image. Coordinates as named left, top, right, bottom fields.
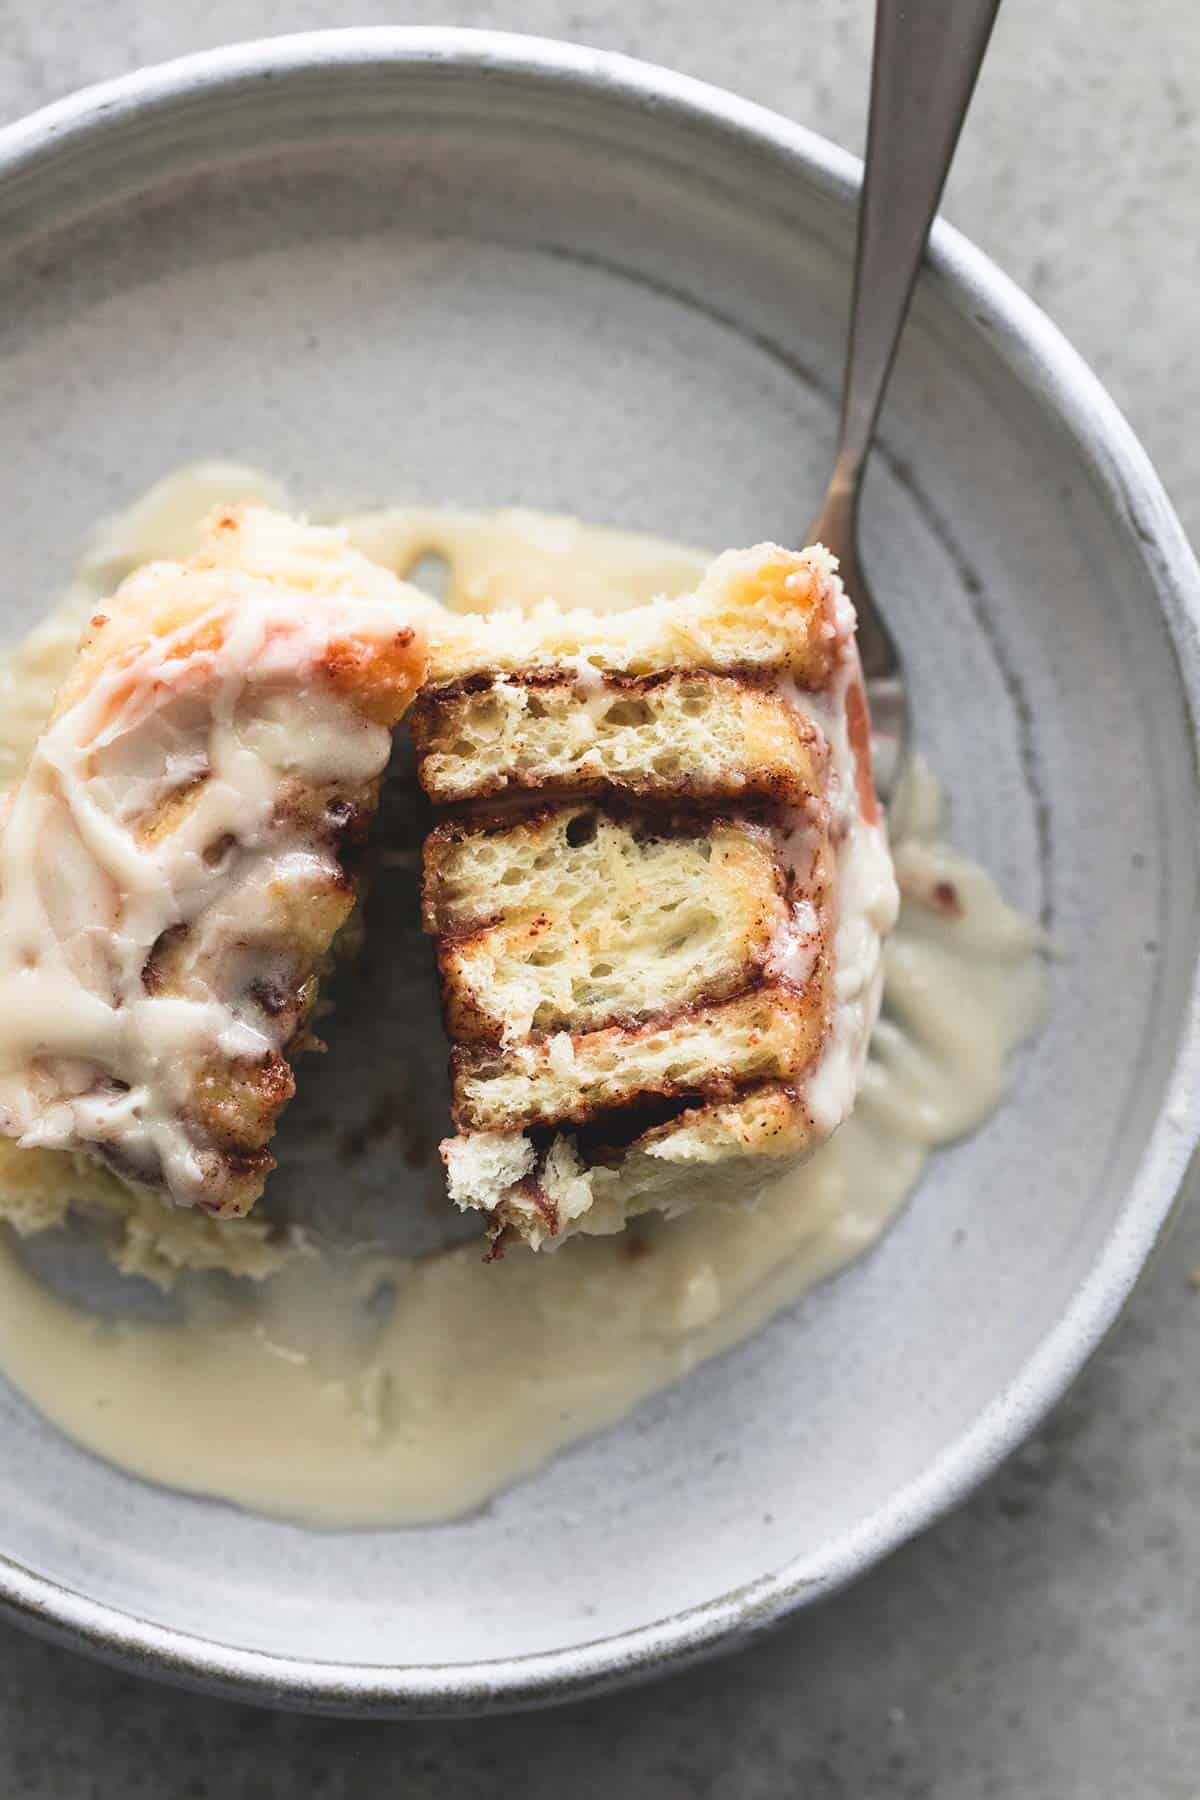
left=425, top=541, right=842, bottom=688
left=319, top=628, right=424, bottom=727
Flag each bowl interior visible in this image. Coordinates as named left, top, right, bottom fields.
left=0, top=41, right=1196, bottom=1697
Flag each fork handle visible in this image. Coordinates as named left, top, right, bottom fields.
left=836, top=0, right=1001, bottom=498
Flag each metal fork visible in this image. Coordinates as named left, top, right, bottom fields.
left=808, top=0, right=1002, bottom=807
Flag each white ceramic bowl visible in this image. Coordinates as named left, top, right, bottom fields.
left=0, top=29, right=1197, bottom=1716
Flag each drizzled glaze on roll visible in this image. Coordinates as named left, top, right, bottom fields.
left=0, top=506, right=429, bottom=1216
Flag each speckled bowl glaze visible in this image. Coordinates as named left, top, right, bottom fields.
left=0, top=29, right=1197, bottom=1717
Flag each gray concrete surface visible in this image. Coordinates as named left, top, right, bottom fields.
left=0, top=2, right=1197, bottom=1794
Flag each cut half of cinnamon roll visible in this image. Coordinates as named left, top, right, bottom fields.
left=417, top=543, right=898, bottom=1250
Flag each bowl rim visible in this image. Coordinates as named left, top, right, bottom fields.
left=1, top=24, right=1198, bottom=1718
